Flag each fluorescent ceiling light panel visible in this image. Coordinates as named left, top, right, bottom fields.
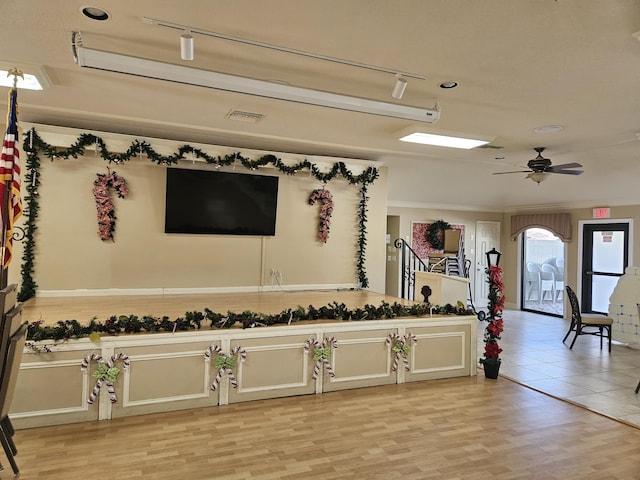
left=398, top=130, right=492, bottom=149
left=74, top=45, right=440, bottom=123
left=0, top=68, right=50, bottom=90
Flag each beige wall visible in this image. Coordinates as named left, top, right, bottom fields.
left=9, top=147, right=388, bottom=294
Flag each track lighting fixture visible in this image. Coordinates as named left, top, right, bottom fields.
left=180, top=30, right=194, bottom=61
left=72, top=40, right=441, bottom=123
left=143, top=17, right=428, bottom=98
left=391, top=74, right=407, bottom=100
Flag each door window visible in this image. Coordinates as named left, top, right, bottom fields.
left=581, top=223, right=629, bottom=314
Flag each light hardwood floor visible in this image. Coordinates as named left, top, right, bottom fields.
left=6, top=375, right=640, bottom=479
left=8, top=290, right=640, bottom=479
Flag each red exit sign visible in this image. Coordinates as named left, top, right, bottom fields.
left=593, top=207, right=610, bottom=219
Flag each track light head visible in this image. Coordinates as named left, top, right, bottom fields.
left=391, top=74, right=407, bottom=100
left=180, top=31, right=194, bottom=61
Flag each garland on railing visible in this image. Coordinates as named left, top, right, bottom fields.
left=308, top=188, right=334, bottom=243
left=18, top=128, right=379, bottom=300
left=92, top=169, right=129, bottom=241
left=25, top=300, right=474, bottom=343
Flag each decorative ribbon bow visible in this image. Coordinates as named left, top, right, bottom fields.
left=386, top=333, right=417, bottom=372
left=205, top=345, right=247, bottom=391
left=81, top=352, right=130, bottom=404
left=304, top=336, right=338, bottom=379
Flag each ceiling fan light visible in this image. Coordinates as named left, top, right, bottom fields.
left=529, top=172, right=549, bottom=184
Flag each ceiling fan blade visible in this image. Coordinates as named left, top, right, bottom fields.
left=549, top=162, right=583, bottom=170
left=493, top=170, right=533, bottom=175
left=550, top=169, right=584, bottom=175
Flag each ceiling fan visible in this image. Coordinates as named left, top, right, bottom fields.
left=494, top=147, right=584, bottom=183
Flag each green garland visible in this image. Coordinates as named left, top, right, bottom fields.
left=25, top=300, right=475, bottom=342
left=426, top=220, right=451, bottom=251
left=18, top=128, right=379, bottom=300
left=18, top=132, right=41, bottom=301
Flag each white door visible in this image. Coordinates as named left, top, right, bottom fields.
left=474, top=221, right=501, bottom=310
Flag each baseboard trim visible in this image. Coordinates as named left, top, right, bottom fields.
left=36, top=284, right=360, bottom=298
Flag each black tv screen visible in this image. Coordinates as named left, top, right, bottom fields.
left=165, top=168, right=279, bottom=236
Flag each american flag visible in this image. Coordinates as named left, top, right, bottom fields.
left=0, top=88, right=22, bottom=268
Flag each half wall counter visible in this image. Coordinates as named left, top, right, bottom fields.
left=12, top=314, right=477, bottom=428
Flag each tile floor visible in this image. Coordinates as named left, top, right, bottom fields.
left=481, top=309, right=640, bottom=427
left=522, top=297, right=564, bottom=316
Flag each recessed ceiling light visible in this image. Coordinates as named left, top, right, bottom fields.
left=439, top=81, right=459, bottom=89
left=396, top=127, right=493, bottom=149
left=81, top=6, right=110, bottom=21
left=534, top=125, right=564, bottom=134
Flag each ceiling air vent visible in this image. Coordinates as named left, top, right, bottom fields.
left=226, top=110, right=264, bottom=123
left=477, top=144, right=503, bottom=149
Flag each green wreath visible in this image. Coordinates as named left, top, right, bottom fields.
left=426, top=220, right=451, bottom=250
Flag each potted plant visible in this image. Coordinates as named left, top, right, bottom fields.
left=480, top=249, right=504, bottom=379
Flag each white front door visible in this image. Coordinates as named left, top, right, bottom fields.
left=474, top=221, right=501, bottom=310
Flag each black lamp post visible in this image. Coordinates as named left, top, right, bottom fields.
left=486, top=247, right=501, bottom=268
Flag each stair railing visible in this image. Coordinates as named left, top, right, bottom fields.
left=394, top=238, right=429, bottom=301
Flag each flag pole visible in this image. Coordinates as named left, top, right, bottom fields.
left=0, top=69, right=22, bottom=290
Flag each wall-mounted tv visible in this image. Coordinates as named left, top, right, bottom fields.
left=165, top=168, right=279, bottom=236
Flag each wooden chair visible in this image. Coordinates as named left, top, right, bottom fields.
left=563, top=286, right=612, bottom=352
left=0, top=289, right=21, bottom=465
left=0, top=320, right=28, bottom=477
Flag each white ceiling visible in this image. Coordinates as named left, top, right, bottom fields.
left=3, top=0, right=640, bottom=211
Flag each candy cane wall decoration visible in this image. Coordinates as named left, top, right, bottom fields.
left=386, top=333, right=418, bottom=372
left=92, top=169, right=129, bottom=242
left=308, top=188, right=334, bottom=243
left=80, top=352, right=130, bottom=404
left=303, top=336, right=338, bottom=379
left=204, top=345, right=247, bottom=391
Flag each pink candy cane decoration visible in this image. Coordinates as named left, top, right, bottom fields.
left=105, top=353, right=130, bottom=403
left=81, top=352, right=130, bottom=404
left=386, top=332, right=418, bottom=372
left=304, top=336, right=338, bottom=379
left=80, top=353, right=103, bottom=372
left=81, top=354, right=104, bottom=404
left=204, top=345, right=246, bottom=391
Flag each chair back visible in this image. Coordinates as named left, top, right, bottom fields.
left=0, top=320, right=28, bottom=418
left=0, top=301, right=23, bottom=388
left=527, top=262, right=542, bottom=273
left=443, top=229, right=461, bottom=253
left=565, top=286, right=582, bottom=325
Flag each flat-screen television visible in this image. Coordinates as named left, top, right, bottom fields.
left=165, top=168, right=279, bottom=236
